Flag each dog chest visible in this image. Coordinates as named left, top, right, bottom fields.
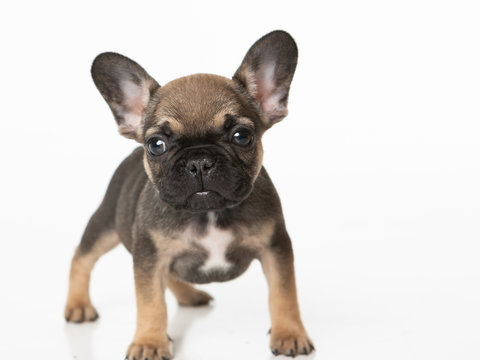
left=169, top=215, right=256, bottom=284
left=196, top=224, right=234, bottom=272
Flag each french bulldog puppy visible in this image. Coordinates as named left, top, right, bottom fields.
left=64, top=30, right=314, bottom=359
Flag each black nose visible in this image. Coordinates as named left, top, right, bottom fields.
left=186, top=156, right=216, bottom=176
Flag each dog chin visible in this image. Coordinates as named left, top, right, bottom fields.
left=159, top=182, right=254, bottom=212
left=163, top=191, right=234, bottom=212
left=183, top=191, right=226, bottom=212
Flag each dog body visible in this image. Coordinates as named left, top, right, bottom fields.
left=81, top=146, right=277, bottom=284
left=65, top=31, right=314, bottom=359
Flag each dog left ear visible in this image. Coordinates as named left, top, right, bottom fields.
left=233, top=30, right=298, bottom=127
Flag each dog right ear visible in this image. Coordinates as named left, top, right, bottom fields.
left=91, top=52, right=159, bottom=141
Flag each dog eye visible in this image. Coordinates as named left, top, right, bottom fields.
left=231, top=129, right=253, bottom=147
left=146, top=136, right=167, bottom=156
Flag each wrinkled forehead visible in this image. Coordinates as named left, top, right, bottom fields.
left=145, top=74, right=256, bottom=138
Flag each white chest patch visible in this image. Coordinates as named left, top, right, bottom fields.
left=196, top=213, right=233, bottom=272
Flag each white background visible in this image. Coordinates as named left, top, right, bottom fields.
left=1, top=1, right=479, bottom=359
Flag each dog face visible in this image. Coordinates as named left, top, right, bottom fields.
left=91, top=31, right=297, bottom=212
left=141, top=74, right=264, bottom=211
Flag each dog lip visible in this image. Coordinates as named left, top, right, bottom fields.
left=188, top=190, right=219, bottom=199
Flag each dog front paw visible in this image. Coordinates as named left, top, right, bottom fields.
left=270, top=328, right=314, bottom=357
left=64, top=302, right=99, bottom=323
left=126, top=337, right=173, bottom=360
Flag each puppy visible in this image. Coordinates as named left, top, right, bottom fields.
left=64, top=30, right=314, bottom=359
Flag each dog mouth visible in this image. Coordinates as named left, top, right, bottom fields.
left=184, top=190, right=226, bottom=212
left=195, top=191, right=210, bottom=196
left=159, top=188, right=248, bottom=212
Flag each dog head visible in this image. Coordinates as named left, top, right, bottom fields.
left=91, top=30, right=297, bottom=212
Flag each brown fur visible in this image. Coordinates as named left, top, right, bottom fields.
left=168, top=277, right=213, bottom=306
left=149, top=74, right=248, bottom=136
left=260, top=250, right=314, bottom=355
left=65, top=231, right=119, bottom=322
left=145, top=116, right=185, bottom=138
left=127, top=266, right=172, bottom=360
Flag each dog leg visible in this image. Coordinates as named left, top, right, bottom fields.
left=260, top=225, right=314, bottom=357
left=168, top=277, right=213, bottom=306
left=126, top=251, right=172, bottom=360
left=64, top=229, right=119, bottom=323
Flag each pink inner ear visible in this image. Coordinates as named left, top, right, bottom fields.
left=119, top=80, right=150, bottom=134
left=252, top=63, right=287, bottom=119
left=255, top=63, right=276, bottom=104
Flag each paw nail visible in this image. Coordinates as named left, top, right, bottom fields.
left=310, top=344, right=315, bottom=351
left=272, top=349, right=279, bottom=356
left=289, top=349, right=295, bottom=357
left=303, top=347, right=308, bottom=354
